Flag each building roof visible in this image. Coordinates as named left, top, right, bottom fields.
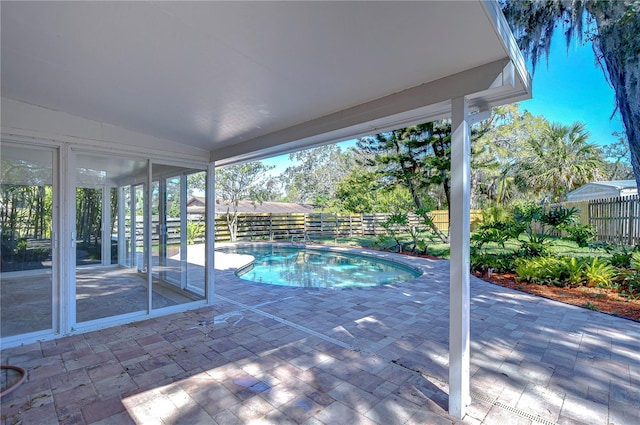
left=582, top=180, right=637, bottom=190
left=220, top=201, right=314, bottom=214
left=566, top=180, right=638, bottom=201
left=187, top=197, right=314, bottom=214
left=1, top=1, right=530, bottom=167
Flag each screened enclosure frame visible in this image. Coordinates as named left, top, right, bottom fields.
left=0, top=138, right=212, bottom=347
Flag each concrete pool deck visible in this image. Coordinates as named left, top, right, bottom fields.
left=1, top=246, right=639, bottom=424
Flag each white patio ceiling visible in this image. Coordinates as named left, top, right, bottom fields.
left=1, top=0, right=530, bottom=165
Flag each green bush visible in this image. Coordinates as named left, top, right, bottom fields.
left=631, top=251, right=640, bottom=270
left=517, top=233, right=551, bottom=258
left=614, top=269, right=640, bottom=300
left=565, top=257, right=586, bottom=286
left=582, top=257, right=616, bottom=288
left=471, top=221, right=512, bottom=249
left=470, top=251, right=517, bottom=274
left=564, top=223, right=596, bottom=248
left=514, top=256, right=568, bottom=286
left=186, top=221, right=205, bottom=244
left=609, top=248, right=633, bottom=269
left=540, top=206, right=579, bottom=227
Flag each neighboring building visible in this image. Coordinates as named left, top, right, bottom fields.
left=186, top=197, right=313, bottom=217
left=566, top=180, right=638, bottom=202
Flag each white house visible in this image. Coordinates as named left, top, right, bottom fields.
left=566, top=180, right=638, bottom=201
left=0, top=1, right=531, bottom=417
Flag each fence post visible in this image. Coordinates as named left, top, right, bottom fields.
left=349, top=215, right=353, bottom=237
left=629, top=199, right=635, bottom=246
left=269, top=214, right=273, bottom=240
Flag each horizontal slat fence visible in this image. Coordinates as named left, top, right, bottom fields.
left=127, top=209, right=485, bottom=244
left=211, top=211, right=463, bottom=242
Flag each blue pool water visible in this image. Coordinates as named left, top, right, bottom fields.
left=216, top=244, right=421, bottom=289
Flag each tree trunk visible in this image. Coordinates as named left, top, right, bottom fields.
left=225, top=206, right=238, bottom=242
left=588, top=1, right=640, bottom=189
left=405, top=177, right=449, bottom=243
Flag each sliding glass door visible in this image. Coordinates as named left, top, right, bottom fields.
left=1, top=145, right=209, bottom=343
left=0, top=145, right=55, bottom=338
left=74, top=153, right=149, bottom=323
left=151, top=165, right=206, bottom=307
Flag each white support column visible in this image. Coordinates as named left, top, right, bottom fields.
left=101, top=183, right=111, bottom=265
left=60, top=143, right=74, bottom=335
left=449, top=96, right=471, bottom=419
left=117, top=187, right=126, bottom=266
left=146, top=160, right=153, bottom=313
left=179, top=175, right=188, bottom=289
left=206, top=162, right=216, bottom=304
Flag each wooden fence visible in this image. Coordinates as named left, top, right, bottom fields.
left=128, top=209, right=482, bottom=244
left=588, top=195, right=640, bottom=245
left=554, top=195, right=640, bottom=246
left=210, top=210, right=482, bottom=242
left=213, top=212, right=426, bottom=242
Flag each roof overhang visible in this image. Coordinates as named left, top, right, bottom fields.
left=1, top=0, right=531, bottom=166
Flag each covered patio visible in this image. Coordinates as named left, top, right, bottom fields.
left=2, top=0, right=536, bottom=420
left=2, top=248, right=638, bottom=424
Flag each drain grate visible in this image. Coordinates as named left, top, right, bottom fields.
left=490, top=401, right=558, bottom=425
left=215, top=295, right=559, bottom=425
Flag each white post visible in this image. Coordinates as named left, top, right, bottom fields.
left=180, top=174, right=188, bottom=289
left=60, top=143, right=74, bottom=334
left=206, top=162, right=216, bottom=304
left=101, top=183, right=111, bottom=265
left=449, top=96, right=471, bottom=419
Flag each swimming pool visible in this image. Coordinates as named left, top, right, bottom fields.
left=216, top=244, right=421, bottom=289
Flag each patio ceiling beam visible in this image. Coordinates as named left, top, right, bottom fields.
left=212, top=58, right=523, bottom=166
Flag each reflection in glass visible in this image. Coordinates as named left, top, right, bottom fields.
left=150, top=166, right=205, bottom=308
left=1, top=145, right=54, bottom=337
left=75, top=154, right=151, bottom=323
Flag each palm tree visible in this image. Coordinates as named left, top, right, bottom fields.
left=516, top=122, right=605, bottom=202
left=501, top=0, right=640, bottom=191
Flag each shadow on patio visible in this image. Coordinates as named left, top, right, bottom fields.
left=2, top=249, right=639, bottom=424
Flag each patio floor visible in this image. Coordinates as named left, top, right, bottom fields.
left=1, top=247, right=639, bottom=424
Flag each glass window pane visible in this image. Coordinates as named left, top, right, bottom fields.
left=75, top=153, right=150, bottom=323
left=150, top=165, right=205, bottom=309
left=1, top=145, right=54, bottom=337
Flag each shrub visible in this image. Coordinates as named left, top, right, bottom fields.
left=565, top=257, right=586, bottom=286
left=631, top=251, right=640, bottom=270
left=517, top=233, right=551, bottom=258
left=564, top=223, right=596, bottom=248
left=186, top=221, right=205, bottom=244
left=471, top=221, right=512, bottom=249
left=481, top=204, right=511, bottom=224
left=514, top=256, right=567, bottom=286
left=540, top=206, right=579, bottom=228
left=471, top=251, right=517, bottom=274
left=380, top=213, right=409, bottom=252
left=609, top=248, right=633, bottom=269
left=582, top=257, right=616, bottom=288
left=614, top=269, right=640, bottom=300
left=512, top=203, right=544, bottom=224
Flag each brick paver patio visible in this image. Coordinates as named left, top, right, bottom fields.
left=2, top=246, right=639, bottom=424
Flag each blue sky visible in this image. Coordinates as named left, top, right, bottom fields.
left=263, top=33, right=623, bottom=175
left=518, top=35, right=623, bottom=147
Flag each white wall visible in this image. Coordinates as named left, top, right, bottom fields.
left=1, top=97, right=209, bottom=163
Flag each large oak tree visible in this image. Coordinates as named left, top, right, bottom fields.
left=502, top=0, right=640, bottom=189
